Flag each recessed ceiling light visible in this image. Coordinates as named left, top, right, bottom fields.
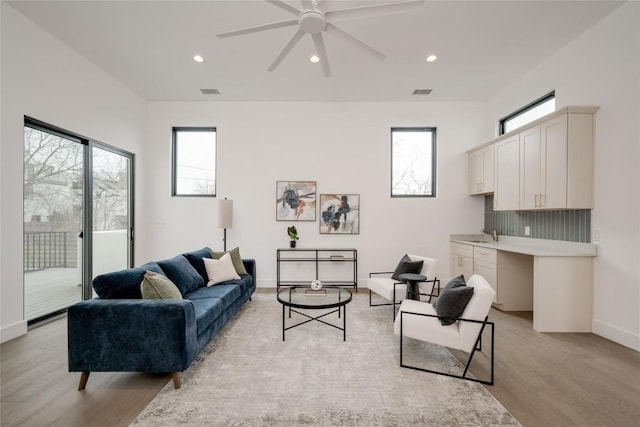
left=310, top=55, right=320, bottom=63
left=193, top=55, right=205, bottom=63
left=425, top=55, right=438, bottom=62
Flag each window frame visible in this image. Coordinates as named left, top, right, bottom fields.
left=499, top=91, right=556, bottom=135
left=390, top=127, right=437, bottom=198
left=171, top=126, right=217, bottom=197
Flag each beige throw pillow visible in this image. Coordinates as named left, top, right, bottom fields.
left=140, top=271, right=183, bottom=299
left=210, top=246, right=248, bottom=275
left=204, top=253, right=241, bottom=286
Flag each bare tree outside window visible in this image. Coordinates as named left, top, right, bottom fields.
left=23, top=127, right=84, bottom=234
left=172, top=127, right=216, bottom=197
left=93, top=149, right=129, bottom=231
left=391, top=128, right=436, bottom=197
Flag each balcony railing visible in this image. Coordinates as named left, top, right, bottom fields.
left=23, top=231, right=78, bottom=271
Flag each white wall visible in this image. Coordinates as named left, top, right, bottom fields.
left=145, top=102, right=486, bottom=287
left=0, top=3, right=147, bottom=342
left=486, top=2, right=640, bottom=350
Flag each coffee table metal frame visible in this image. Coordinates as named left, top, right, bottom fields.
left=277, top=286, right=352, bottom=341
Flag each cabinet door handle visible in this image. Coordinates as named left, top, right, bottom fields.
left=535, top=193, right=539, bottom=208
left=540, top=193, right=545, bottom=207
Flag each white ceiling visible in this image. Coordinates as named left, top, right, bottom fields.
left=8, top=0, right=622, bottom=102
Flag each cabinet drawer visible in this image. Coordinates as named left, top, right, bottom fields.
left=474, top=247, right=497, bottom=263
left=450, top=242, right=473, bottom=258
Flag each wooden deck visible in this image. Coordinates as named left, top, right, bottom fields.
left=24, top=268, right=82, bottom=320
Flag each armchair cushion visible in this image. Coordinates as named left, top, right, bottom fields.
left=433, top=275, right=473, bottom=325
left=391, top=254, right=424, bottom=281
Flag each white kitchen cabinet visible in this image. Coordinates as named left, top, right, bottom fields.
left=489, top=106, right=597, bottom=211
left=473, top=246, right=497, bottom=303
left=494, top=134, right=520, bottom=211
left=450, top=243, right=474, bottom=279
left=520, top=115, right=569, bottom=209
left=468, top=144, right=494, bottom=195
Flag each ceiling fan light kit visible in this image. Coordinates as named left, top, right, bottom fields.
left=216, top=0, right=425, bottom=77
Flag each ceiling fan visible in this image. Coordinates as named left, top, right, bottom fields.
left=216, top=0, right=424, bottom=77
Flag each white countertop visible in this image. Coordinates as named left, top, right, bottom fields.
left=450, top=234, right=597, bottom=257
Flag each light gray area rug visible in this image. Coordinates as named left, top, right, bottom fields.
left=132, top=292, right=520, bottom=426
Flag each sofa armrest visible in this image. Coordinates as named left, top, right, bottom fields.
left=68, top=298, right=197, bottom=373
left=242, top=258, right=256, bottom=284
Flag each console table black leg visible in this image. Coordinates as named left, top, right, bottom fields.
left=282, top=304, right=286, bottom=341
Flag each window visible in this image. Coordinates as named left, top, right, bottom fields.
left=499, top=91, right=555, bottom=135
left=172, top=127, right=217, bottom=196
left=391, top=127, right=437, bottom=197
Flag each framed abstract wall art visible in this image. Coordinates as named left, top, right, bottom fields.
left=319, top=194, right=359, bottom=234
left=276, top=181, right=316, bottom=221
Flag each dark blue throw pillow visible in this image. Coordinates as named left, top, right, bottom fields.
left=92, top=262, right=164, bottom=299
left=183, top=247, right=213, bottom=283
left=157, top=255, right=205, bottom=296
left=433, top=275, right=474, bottom=326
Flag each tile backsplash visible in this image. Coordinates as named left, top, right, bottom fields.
left=484, top=196, right=591, bottom=243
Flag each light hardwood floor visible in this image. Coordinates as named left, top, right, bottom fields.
left=2, top=295, right=639, bottom=426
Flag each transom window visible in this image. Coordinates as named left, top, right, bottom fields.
left=499, top=91, right=556, bottom=135
left=391, top=127, right=437, bottom=197
left=172, top=127, right=217, bottom=197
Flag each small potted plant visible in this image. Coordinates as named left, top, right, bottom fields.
left=287, top=226, right=299, bottom=248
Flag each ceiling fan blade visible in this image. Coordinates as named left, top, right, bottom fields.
left=325, top=0, right=424, bottom=21
left=217, top=19, right=298, bottom=38
left=300, top=0, right=314, bottom=10
left=312, top=33, right=331, bottom=77
left=268, top=29, right=305, bottom=71
left=325, top=23, right=386, bottom=60
left=265, top=0, right=302, bottom=16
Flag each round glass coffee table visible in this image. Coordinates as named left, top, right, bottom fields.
left=277, top=286, right=352, bottom=341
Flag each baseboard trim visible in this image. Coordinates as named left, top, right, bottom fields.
left=1, top=320, right=28, bottom=343
left=592, top=319, right=639, bottom=351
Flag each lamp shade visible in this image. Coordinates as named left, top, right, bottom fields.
left=218, top=198, right=233, bottom=229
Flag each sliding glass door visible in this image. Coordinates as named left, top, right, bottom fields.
left=91, top=146, right=132, bottom=298
left=23, top=118, right=134, bottom=321
left=23, top=125, right=84, bottom=321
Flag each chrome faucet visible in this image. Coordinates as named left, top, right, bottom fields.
left=482, top=229, right=498, bottom=242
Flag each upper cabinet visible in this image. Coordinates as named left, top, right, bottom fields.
left=472, top=106, right=598, bottom=211
left=520, top=115, right=570, bottom=209
left=468, top=144, right=494, bottom=195
left=494, top=134, right=520, bottom=211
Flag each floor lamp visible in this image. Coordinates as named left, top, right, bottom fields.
left=218, top=198, right=233, bottom=251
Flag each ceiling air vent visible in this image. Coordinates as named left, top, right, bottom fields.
left=200, top=88, right=220, bottom=95
left=412, top=89, right=432, bottom=95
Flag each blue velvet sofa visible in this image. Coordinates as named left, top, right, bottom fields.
left=67, top=247, right=256, bottom=390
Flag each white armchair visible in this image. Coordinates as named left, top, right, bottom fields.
left=394, top=274, right=496, bottom=385
left=368, top=255, right=439, bottom=319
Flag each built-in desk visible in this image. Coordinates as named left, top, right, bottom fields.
left=450, top=235, right=597, bottom=333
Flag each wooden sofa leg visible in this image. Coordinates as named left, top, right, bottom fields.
left=172, top=372, right=181, bottom=389
left=78, top=371, right=90, bottom=390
